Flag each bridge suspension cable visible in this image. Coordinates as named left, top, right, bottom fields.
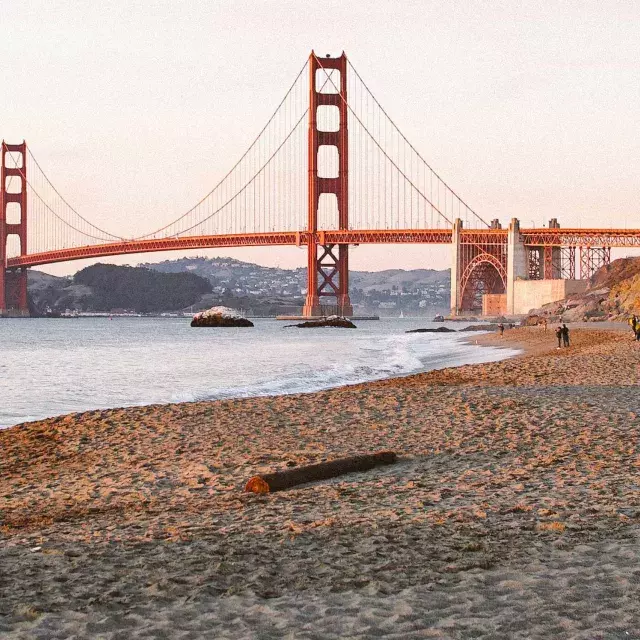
left=313, top=53, right=488, bottom=231
left=135, top=60, right=312, bottom=240
left=3, top=147, right=124, bottom=258
left=5, top=51, right=493, bottom=266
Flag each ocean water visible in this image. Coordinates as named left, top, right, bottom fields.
left=0, top=317, right=520, bottom=429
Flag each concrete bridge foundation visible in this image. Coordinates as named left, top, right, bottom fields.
left=451, top=216, right=599, bottom=317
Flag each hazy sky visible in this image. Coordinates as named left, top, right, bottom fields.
left=2, top=0, right=639, bottom=275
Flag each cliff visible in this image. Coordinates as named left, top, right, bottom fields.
left=526, top=257, right=640, bottom=322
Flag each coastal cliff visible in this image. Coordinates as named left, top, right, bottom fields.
left=526, top=256, right=640, bottom=322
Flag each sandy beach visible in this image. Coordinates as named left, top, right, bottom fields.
left=1, top=325, right=639, bottom=638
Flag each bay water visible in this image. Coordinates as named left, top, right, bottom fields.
left=0, top=317, right=519, bottom=429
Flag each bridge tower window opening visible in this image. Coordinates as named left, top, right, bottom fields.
left=317, top=106, right=340, bottom=132
left=5, top=235, right=21, bottom=259
left=4, top=175, right=23, bottom=194
left=5, top=202, right=21, bottom=225
left=317, top=145, right=340, bottom=179
left=315, top=69, right=340, bottom=94
left=317, top=193, right=339, bottom=231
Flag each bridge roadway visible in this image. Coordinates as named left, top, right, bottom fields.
left=7, top=228, right=640, bottom=269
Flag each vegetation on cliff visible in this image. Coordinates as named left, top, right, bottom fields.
left=73, top=264, right=212, bottom=313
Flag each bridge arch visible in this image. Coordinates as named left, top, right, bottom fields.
left=459, top=252, right=507, bottom=313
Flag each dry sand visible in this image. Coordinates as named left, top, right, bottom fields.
left=1, top=326, right=639, bottom=638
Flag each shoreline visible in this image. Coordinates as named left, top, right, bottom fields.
left=0, top=325, right=520, bottom=432
left=1, top=326, right=639, bottom=637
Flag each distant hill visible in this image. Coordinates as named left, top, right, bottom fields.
left=350, top=268, right=450, bottom=292
left=142, top=256, right=451, bottom=315
left=27, top=264, right=211, bottom=314
left=26, top=256, right=451, bottom=316
left=73, top=264, right=212, bottom=313
left=27, top=271, right=89, bottom=315
left=144, top=256, right=448, bottom=290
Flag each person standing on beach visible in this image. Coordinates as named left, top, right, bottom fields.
left=541, top=318, right=548, bottom=332
left=636, top=325, right=640, bottom=342
left=561, top=324, right=570, bottom=347
left=498, top=323, right=505, bottom=337
left=555, top=326, right=562, bottom=348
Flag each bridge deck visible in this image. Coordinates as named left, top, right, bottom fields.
left=6, top=228, right=640, bottom=269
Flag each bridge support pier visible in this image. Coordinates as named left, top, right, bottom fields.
left=506, top=218, right=527, bottom=315
left=449, top=218, right=462, bottom=316
left=1, top=141, right=29, bottom=317
left=302, top=52, right=353, bottom=318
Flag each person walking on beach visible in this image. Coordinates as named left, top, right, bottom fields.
left=630, top=315, right=638, bottom=335
left=561, top=323, right=570, bottom=348
left=541, top=318, right=548, bottom=332
left=555, top=326, right=562, bottom=349
left=636, top=325, right=640, bottom=342
left=498, top=323, right=505, bottom=337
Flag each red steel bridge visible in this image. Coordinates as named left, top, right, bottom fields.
left=2, top=52, right=639, bottom=316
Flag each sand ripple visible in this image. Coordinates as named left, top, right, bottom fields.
left=1, top=327, right=639, bottom=637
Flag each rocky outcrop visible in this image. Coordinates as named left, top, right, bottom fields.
left=191, top=306, right=254, bottom=327
left=286, top=315, right=356, bottom=329
left=406, top=327, right=456, bottom=333
left=524, top=257, right=640, bottom=324
left=457, top=323, right=502, bottom=332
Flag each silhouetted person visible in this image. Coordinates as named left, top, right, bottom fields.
left=561, top=324, right=570, bottom=347
left=555, top=326, right=562, bottom=348
left=498, top=323, right=504, bottom=337
left=636, top=327, right=640, bottom=342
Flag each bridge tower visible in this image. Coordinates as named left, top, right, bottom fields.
left=303, top=52, right=353, bottom=317
left=1, top=141, right=29, bottom=317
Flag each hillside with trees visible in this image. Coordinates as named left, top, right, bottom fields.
left=26, top=264, right=211, bottom=315
left=72, top=264, right=212, bottom=313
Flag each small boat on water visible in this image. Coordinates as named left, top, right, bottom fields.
left=43, top=306, right=79, bottom=318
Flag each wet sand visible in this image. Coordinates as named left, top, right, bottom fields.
left=1, top=326, right=639, bottom=638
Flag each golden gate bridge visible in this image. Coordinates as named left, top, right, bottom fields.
left=2, top=52, right=639, bottom=317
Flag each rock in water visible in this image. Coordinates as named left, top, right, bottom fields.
left=191, top=306, right=254, bottom=327
left=406, top=326, right=456, bottom=333
left=286, top=315, right=356, bottom=329
left=458, top=323, right=501, bottom=332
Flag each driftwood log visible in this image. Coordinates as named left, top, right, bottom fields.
left=245, top=451, right=398, bottom=493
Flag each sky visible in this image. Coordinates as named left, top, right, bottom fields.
left=2, top=0, right=639, bottom=275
